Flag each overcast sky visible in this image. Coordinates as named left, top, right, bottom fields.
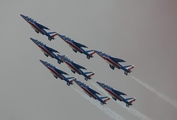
left=0, top=0, right=177, bottom=120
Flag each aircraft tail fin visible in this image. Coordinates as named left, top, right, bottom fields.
left=86, top=50, right=96, bottom=59
left=66, top=77, right=76, bottom=86
left=125, top=97, right=136, bottom=104
left=85, top=71, right=95, bottom=80
left=47, top=32, right=58, bottom=40
left=68, top=77, right=76, bottom=82
left=123, top=65, right=135, bottom=75
left=100, top=96, right=110, bottom=104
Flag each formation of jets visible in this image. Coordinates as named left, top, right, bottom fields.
left=21, top=14, right=136, bottom=107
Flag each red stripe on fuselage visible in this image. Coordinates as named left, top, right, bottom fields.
left=65, top=62, right=82, bottom=74
left=29, top=22, right=45, bottom=35
left=46, top=66, right=64, bottom=80
left=105, top=88, right=122, bottom=101
left=103, top=56, right=121, bottom=69
left=81, top=86, right=97, bottom=99
left=39, top=45, right=55, bottom=58
left=66, top=41, right=83, bottom=53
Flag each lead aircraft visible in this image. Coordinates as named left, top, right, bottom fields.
left=20, top=14, right=58, bottom=40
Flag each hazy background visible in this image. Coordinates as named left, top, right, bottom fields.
left=0, top=0, right=177, bottom=120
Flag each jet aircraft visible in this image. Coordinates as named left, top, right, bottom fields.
left=57, top=54, right=94, bottom=80
left=74, top=80, right=110, bottom=105
left=95, top=50, right=134, bottom=75
left=96, top=81, right=136, bottom=107
left=40, top=60, right=75, bottom=86
left=20, top=14, right=57, bottom=40
left=30, top=38, right=63, bottom=64
left=58, top=34, right=95, bottom=59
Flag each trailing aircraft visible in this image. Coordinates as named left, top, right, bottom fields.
left=74, top=80, right=110, bottom=105
left=96, top=81, right=136, bottom=107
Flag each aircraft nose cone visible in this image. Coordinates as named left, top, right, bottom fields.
left=20, top=14, right=25, bottom=18
left=30, top=37, right=35, bottom=42
left=30, top=38, right=38, bottom=44
left=39, top=59, right=43, bottom=63
left=96, top=81, right=101, bottom=86
left=39, top=60, right=45, bottom=64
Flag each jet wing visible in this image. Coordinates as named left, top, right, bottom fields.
left=113, top=89, right=127, bottom=96
left=55, top=68, right=68, bottom=75
left=72, top=62, right=87, bottom=70
left=36, top=22, right=50, bottom=30
left=88, top=87, right=101, bottom=95
left=73, top=41, right=88, bottom=48
left=45, top=46, right=59, bottom=53
left=110, top=57, right=126, bottom=63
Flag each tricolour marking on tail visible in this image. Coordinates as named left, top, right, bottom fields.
left=48, top=32, right=58, bottom=39
left=125, top=97, right=136, bottom=104
left=87, top=50, right=96, bottom=56
left=67, top=77, right=76, bottom=83
left=92, top=82, right=153, bottom=120
left=73, top=87, right=125, bottom=120
left=103, top=97, right=110, bottom=103
left=124, top=65, right=135, bottom=71
left=85, top=50, right=96, bottom=59
left=85, top=71, right=95, bottom=78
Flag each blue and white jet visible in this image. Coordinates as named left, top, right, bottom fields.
left=20, top=14, right=58, bottom=40
left=74, top=80, right=110, bottom=105
left=30, top=38, right=63, bottom=64
left=40, top=60, right=75, bottom=86
left=96, top=81, right=136, bottom=107
left=95, top=50, right=134, bottom=75
left=58, top=34, right=95, bottom=59
left=56, top=54, right=94, bottom=80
